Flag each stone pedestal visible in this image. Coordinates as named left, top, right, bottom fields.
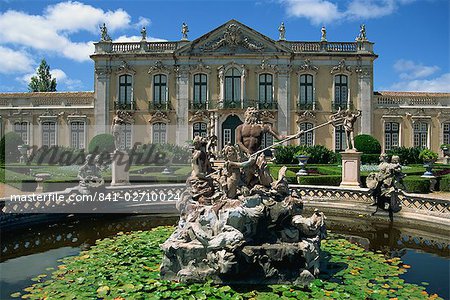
left=111, top=151, right=130, bottom=186
left=340, top=150, right=362, bottom=188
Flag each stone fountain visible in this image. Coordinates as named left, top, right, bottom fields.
left=160, top=108, right=327, bottom=285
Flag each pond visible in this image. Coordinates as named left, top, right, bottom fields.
left=0, top=214, right=449, bottom=299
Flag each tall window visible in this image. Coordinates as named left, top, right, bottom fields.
left=444, top=123, right=450, bottom=145
left=120, top=123, right=132, bottom=150
left=384, top=122, right=399, bottom=151
left=335, top=125, right=347, bottom=151
left=223, top=129, right=232, bottom=145
left=299, top=122, right=314, bottom=146
left=153, top=122, right=166, bottom=144
left=153, top=74, right=167, bottom=104
left=299, top=74, right=313, bottom=109
left=70, top=121, right=85, bottom=149
left=119, top=74, right=132, bottom=105
left=334, top=75, right=348, bottom=109
left=259, top=74, right=273, bottom=103
left=14, top=122, right=28, bottom=144
left=414, top=122, right=428, bottom=148
left=193, top=74, right=207, bottom=103
left=193, top=122, right=207, bottom=138
left=42, top=121, right=56, bottom=147
left=225, top=68, right=241, bottom=101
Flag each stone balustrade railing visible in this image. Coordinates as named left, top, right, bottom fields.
left=288, top=41, right=371, bottom=53
left=375, top=95, right=449, bottom=107
left=0, top=94, right=94, bottom=107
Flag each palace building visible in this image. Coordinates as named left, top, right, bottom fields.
left=0, top=19, right=449, bottom=157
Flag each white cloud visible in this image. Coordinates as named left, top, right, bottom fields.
left=388, top=73, right=450, bottom=92
left=114, top=35, right=167, bottom=43
left=283, top=0, right=341, bottom=24
left=393, top=59, right=440, bottom=80
left=17, top=67, right=83, bottom=91
left=282, top=0, right=416, bottom=24
left=0, top=46, right=34, bottom=74
left=136, top=16, right=151, bottom=28
left=0, top=2, right=132, bottom=62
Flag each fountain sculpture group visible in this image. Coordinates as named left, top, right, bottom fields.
left=160, top=107, right=327, bottom=285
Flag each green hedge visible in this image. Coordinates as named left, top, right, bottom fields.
left=361, top=154, right=381, bottom=165
left=440, top=175, right=450, bottom=192
left=0, top=132, right=24, bottom=165
left=403, top=176, right=430, bottom=193
left=1, top=168, right=37, bottom=191
left=274, top=145, right=337, bottom=165
left=88, top=134, right=115, bottom=154
left=297, top=175, right=342, bottom=186
left=387, top=147, right=422, bottom=165
left=355, top=134, right=381, bottom=154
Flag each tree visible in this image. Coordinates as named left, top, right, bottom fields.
left=28, top=59, right=57, bottom=92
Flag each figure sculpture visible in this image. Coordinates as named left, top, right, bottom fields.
left=111, top=110, right=132, bottom=151
left=181, top=22, right=189, bottom=40
left=357, top=24, right=367, bottom=41
left=321, top=26, right=327, bottom=41
left=141, top=26, right=147, bottom=40
left=77, top=154, right=105, bottom=194
left=366, top=154, right=405, bottom=221
left=99, top=23, right=111, bottom=41
left=343, top=109, right=361, bottom=151
left=278, top=22, right=286, bottom=40
left=160, top=107, right=327, bottom=286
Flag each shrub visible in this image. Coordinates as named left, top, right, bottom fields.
left=274, top=145, right=337, bottom=165
left=361, top=154, right=381, bottom=165
left=0, top=132, right=24, bottom=164
left=129, top=143, right=191, bottom=165
left=403, top=176, right=430, bottom=193
left=306, top=145, right=337, bottom=164
left=387, top=147, right=422, bottom=165
left=354, top=134, right=381, bottom=154
left=440, top=175, right=450, bottom=192
left=418, top=149, right=438, bottom=162
left=28, top=146, right=85, bottom=165
left=274, top=145, right=301, bottom=165
left=88, top=134, right=115, bottom=154
left=297, top=175, right=342, bottom=186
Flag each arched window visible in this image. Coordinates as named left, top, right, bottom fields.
left=299, top=122, right=314, bottom=146
left=443, top=122, right=450, bottom=145
left=42, top=121, right=56, bottom=147
left=335, top=125, right=347, bottom=151
left=153, top=74, right=167, bottom=104
left=259, top=74, right=273, bottom=103
left=14, top=121, right=28, bottom=144
left=193, top=74, right=207, bottom=104
left=193, top=122, right=207, bottom=138
left=70, top=121, right=86, bottom=149
left=334, top=75, right=348, bottom=110
left=153, top=122, right=167, bottom=144
left=384, top=122, right=399, bottom=151
left=225, top=68, right=241, bottom=102
left=119, top=74, right=132, bottom=105
left=299, top=74, right=313, bottom=110
left=413, top=122, right=428, bottom=148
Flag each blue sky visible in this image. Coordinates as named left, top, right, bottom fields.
left=0, top=0, right=448, bottom=92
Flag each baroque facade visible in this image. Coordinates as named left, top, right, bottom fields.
left=0, top=20, right=449, bottom=156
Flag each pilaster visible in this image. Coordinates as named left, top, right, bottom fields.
left=277, top=66, right=290, bottom=136
left=356, top=65, right=373, bottom=134
left=94, top=66, right=111, bottom=136
left=176, top=66, right=190, bottom=146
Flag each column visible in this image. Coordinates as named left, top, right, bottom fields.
left=277, top=66, right=290, bottom=136
left=94, top=67, right=111, bottom=136
left=358, top=67, right=372, bottom=134
left=176, top=67, right=189, bottom=146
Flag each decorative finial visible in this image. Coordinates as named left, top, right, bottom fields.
left=321, top=26, right=327, bottom=42
left=181, top=22, right=189, bottom=40
left=141, top=26, right=147, bottom=40
left=99, top=23, right=111, bottom=41
left=278, top=22, right=286, bottom=40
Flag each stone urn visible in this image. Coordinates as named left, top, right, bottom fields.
left=441, top=145, right=450, bottom=157
left=422, top=159, right=436, bottom=177
left=296, top=154, right=310, bottom=176
left=17, top=144, right=29, bottom=164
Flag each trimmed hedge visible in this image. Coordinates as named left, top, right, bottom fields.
left=403, top=176, right=430, bottom=193
left=274, top=145, right=337, bottom=165
left=387, top=147, right=422, bottom=165
left=297, top=175, right=342, bottom=186
left=28, top=146, right=85, bottom=165
left=361, top=154, right=381, bottom=165
left=440, top=175, right=450, bottom=192
left=355, top=134, right=381, bottom=154
left=1, top=168, right=37, bottom=191
left=0, top=131, right=24, bottom=165
left=88, top=134, right=115, bottom=154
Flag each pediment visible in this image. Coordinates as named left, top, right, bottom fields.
left=175, top=20, right=292, bottom=55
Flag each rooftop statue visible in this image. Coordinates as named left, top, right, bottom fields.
left=181, top=22, right=189, bottom=40
left=366, top=154, right=404, bottom=221
left=278, top=22, right=286, bottom=40
left=141, top=26, right=147, bottom=40
left=99, top=23, right=111, bottom=42
left=321, top=25, right=327, bottom=42
left=356, top=24, right=368, bottom=41
left=160, top=107, right=328, bottom=285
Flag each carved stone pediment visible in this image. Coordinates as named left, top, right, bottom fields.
left=297, top=59, right=318, bottom=74
left=189, top=59, right=211, bottom=74
left=175, top=20, right=292, bottom=55
left=257, top=59, right=277, bottom=73
left=260, top=110, right=276, bottom=122
left=296, top=110, right=316, bottom=123
left=148, top=61, right=171, bottom=74
left=330, top=59, right=352, bottom=75
left=116, top=61, right=136, bottom=75
left=148, top=110, right=170, bottom=124
left=189, top=110, right=210, bottom=123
